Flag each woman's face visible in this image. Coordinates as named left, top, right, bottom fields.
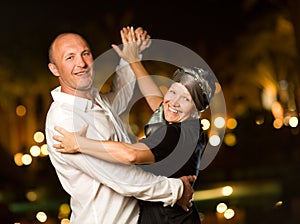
left=163, top=82, right=198, bottom=123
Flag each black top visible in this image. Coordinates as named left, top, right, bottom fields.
left=139, top=119, right=205, bottom=178
left=136, top=103, right=206, bottom=224
left=137, top=119, right=206, bottom=224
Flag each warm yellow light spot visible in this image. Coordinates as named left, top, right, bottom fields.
left=30, top=145, right=41, bottom=157
left=58, top=203, right=71, bottom=219
left=271, top=101, right=284, bottom=120
left=61, top=218, right=70, bottom=224
left=255, top=115, right=265, bottom=125
left=34, top=131, right=45, bottom=143
left=222, top=186, right=233, bottom=196
left=201, top=119, right=210, bottom=130
left=40, top=144, right=49, bottom=156
left=16, top=105, right=27, bottom=116
left=26, top=191, right=38, bottom=202
left=224, top=208, right=235, bottom=219
left=275, top=200, right=283, bottom=207
left=214, top=117, right=225, bottom=128
left=216, top=202, right=227, bottom=213
left=22, top=154, right=32, bottom=165
left=273, top=118, right=283, bottom=129
left=36, top=211, right=47, bottom=223
left=14, top=153, right=23, bottom=166
left=226, top=118, right=237, bottom=129
left=224, top=133, right=237, bottom=147
left=289, top=117, right=298, bottom=127
left=209, top=135, right=221, bottom=146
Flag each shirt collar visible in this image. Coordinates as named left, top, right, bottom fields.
left=51, top=86, right=100, bottom=111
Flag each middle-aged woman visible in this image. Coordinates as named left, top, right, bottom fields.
left=53, top=27, right=216, bottom=224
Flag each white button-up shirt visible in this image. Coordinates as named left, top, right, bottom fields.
left=45, top=62, right=183, bottom=224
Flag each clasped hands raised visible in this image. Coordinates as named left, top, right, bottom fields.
left=112, top=26, right=151, bottom=64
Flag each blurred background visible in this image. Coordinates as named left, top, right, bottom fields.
left=1, top=0, right=300, bottom=223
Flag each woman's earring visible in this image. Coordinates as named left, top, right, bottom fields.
left=191, top=111, right=199, bottom=119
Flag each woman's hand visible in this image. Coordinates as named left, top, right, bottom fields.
left=53, top=125, right=88, bottom=153
left=111, top=26, right=151, bottom=63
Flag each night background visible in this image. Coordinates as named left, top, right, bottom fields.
left=1, top=0, right=300, bottom=223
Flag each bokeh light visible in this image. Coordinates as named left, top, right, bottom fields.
left=224, top=208, right=235, bottom=219
left=209, top=135, right=221, bottom=146
left=214, top=116, right=226, bottom=129
left=22, top=154, right=32, bottom=166
left=16, top=105, right=27, bottom=117
left=36, top=211, right=47, bottom=223
left=26, top=191, right=38, bottom=202
left=34, top=131, right=45, bottom=143
left=30, top=145, right=41, bottom=157
left=289, top=116, right=298, bottom=127
left=224, top=133, right=237, bottom=147
left=216, top=202, right=228, bottom=213
left=201, top=119, right=210, bottom=130
left=40, top=144, right=49, bottom=156
left=14, top=153, right=23, bottom=166
left=226, top=118, right=237, bottom=129
left=222, top=186, right=233, bottom=196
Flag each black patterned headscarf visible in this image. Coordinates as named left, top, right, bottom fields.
left=172, top=67, right=216, bottom=111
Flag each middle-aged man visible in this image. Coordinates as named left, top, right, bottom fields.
left=45, top=29, right=195, bottom=224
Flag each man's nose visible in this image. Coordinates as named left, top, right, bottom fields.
left=76, top=56, right=87, bottom=67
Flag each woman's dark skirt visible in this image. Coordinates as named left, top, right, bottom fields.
left=137, top=201, right=201, bottom=224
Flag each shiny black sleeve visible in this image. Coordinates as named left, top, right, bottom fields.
left=139, top=124, right=181, bottom=162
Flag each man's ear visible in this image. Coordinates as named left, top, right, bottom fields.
left=48, top=63, right=60, bottom=77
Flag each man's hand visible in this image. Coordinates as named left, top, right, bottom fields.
left=134, top=27, right=151, bottom=53
left=177, top=175, right=197, bottom=212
